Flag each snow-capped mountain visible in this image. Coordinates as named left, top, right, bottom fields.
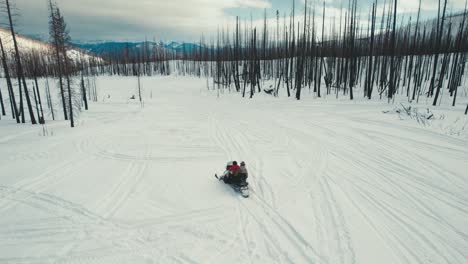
left=74, top=41, right=204, bottom=57
left=0, top=28, right=50, bottom=52
left=0, top=27, right=99, bottom=61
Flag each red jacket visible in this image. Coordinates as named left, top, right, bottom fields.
left=229, top=164, right=240, bottom=176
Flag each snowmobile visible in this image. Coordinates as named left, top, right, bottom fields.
left=215, top=161, right=249, bottom=198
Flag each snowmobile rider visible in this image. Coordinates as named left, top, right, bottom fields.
left=229, top=161, right=240, bottom=176
left=221, top=161, right=240, bottom=184
left=238, top=161, right=248, bottom=183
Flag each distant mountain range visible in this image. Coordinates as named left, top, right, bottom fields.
left=73, top=41, right=204, bottom=57
left=12, top=31, right=205, bottom=57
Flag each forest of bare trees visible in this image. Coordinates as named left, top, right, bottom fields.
left=95, top=0, right=467, bottom=107
left=195, top=0, right=467, bottom=106
left=0, top=0, right=467, bottom=129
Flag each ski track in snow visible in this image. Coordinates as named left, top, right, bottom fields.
left=0, top=76, right=467, bottom=263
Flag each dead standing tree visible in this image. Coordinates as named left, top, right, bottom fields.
left=0, top=36, right=19, bottom=122
left=388, top=0, right=398, bottom=100
left=2, top=0, right=37, bottom=124
left=49, top=0, right=75, bottom=127
left=49, top=0, right=67, bottom=121
left=432, top=0, right=448, bottom=105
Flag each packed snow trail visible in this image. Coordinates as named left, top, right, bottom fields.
left=0, top=76, right=467, bottom=264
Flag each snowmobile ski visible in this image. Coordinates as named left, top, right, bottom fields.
left=215, top=174, right=249, bottom=198
left=231, top=183, right=249, bottom=198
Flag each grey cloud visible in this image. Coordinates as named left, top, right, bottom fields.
left=9, top=0, right=271, bottom=42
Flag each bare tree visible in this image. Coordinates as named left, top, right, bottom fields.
left=0, top=36, right=19, bottom=122
left=49, top=0, right=74, bottom=127
left=49, top=0, right=67, bottom=121
left=3, top=0, right=37, bottom=124
left=432, top=0, right=448, bottom=105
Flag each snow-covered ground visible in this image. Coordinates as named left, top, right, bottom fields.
left=1, top=76, right=467, bottom=263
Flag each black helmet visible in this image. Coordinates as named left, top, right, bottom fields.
left=240, top=161, right=245, bottom=166
left=233, top=161, right=238, bottom=165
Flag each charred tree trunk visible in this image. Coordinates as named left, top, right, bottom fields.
left=432, top=0, right=448, bottom=105
left=0, top=36, right=19, bottom=122
left=81, top=75, right=88, bottom=110
left=34, top=76, right=45, bottom=124
left=388, top=0, right=398, bottom=99
left=6, top=0, right=37, bottom=124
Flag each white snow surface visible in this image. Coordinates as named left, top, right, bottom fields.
left=1, top=76, right=468, bottom=264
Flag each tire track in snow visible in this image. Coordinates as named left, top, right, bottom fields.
left=212, top=108, right=331, bottom=263
left=232, top=122, right=323, bottom=261
left=94, top=146, right=149, bottom=219
left=131, top=206, right=228, bottom=229
left=0, top=202, right=229, bottom=263
left=301, top=121, right=357, bottom=264
left=241, top=193, right=324, bottom=263
left=252, top=157, right=277, bottom=209
left=271, top=120, right=356, bottom=264
left=347, top=154, right=467, bottom=263
left=214, top=106, right=338, bottom=262
left=207, top=111, right=259, bottom=262
left=340, top=127, right=468, bottom=219
left=0, top=157, right=92, bottom=214
left=304, top=114, right=418, bottom=263
left=320, top=120, right=468, bottom=263
left=224, top=119, right=277, bottom=208
left=359, top=129, right=468, bottom=209
left=0, top=186, right=114, bottom=257
left=319, top=175, right=356, bottom=264
left=211, top=111, right=309, bottom=262
left=237, top=205, right=255, bottom=264
left=337, top=173, right=452, bottom=263
left=303, top=114, right=468, bottom=263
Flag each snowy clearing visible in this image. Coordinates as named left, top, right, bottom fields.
left=1, top=76, right=468, bottom=264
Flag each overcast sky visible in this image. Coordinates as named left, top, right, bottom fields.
left=6, top=0, right=467, bottom=43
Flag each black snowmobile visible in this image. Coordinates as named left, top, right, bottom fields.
left=215, top=161, right=249, bottom=198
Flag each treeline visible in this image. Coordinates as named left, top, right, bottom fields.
left=0, top=46, right=103, bottom=78
left=95, top=0, right=468, bottom=108
left=102, top=42, right=174, bottom=76
left=1, top=0, right=467, bottom=127
left=197, top=0, right=468, bottom=106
